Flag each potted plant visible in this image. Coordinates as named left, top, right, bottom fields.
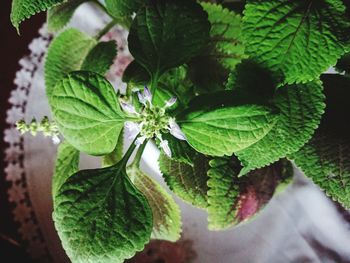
left=11, top=0, right=350, bottom=262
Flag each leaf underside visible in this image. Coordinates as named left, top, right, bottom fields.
left=128, top=165, right=182, bottom=242
left=159, top=152, right=209, bottom=209
left=208, top=158, right=293, bottom=230
left=52, top=141, right=80, bottom=200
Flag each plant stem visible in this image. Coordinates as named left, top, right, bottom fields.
left=119, top=136, right=139, bottom=167
left=92, top=0, right=109, bottom=15
left=132, top=140, right=148, bottom=167
left=150, top=73, right=160, bottom=101
left=95, top=20, right=116, bottom=40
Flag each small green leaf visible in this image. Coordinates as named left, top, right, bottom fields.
left=45, top=28, right=96, bottom=100
left=179, top=104, right=278, bottom=157
left=236, top=81, right=325, bottom=175
left=207, top=158, right=293, bottom=230
left=81, top=41, right=117, bottom=75
left=47, top=0, right=86, bottom=32
left=201, top=2, right=246, bottom=71
left=52, top=141, right=80, bottom=200
left=105, top=0, right=143, bottom=18
left=102, top=129, right=124, bottom=167
left=11, top=0, right=65, bottom=30
left=51, top=71, right=126, bottom=155
left=226, top=60, right=277, bottom=104
left=128, top=0, right=210, bottom=80
left=127, top=165, right=182, bottom=242
left=162, top=134, right=195, bottom=166
left=159, top=152, right=209, bottom=209
left=54, top=162, right=153, bottom=263
left=243, top=0, right=350, bottom=84
left=122, top=61, right=150, bottom=86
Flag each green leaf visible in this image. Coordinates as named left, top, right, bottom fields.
left=105, top=0, right=143, bottom=18
left=122, top=61, right=150, bottom=86
left=159, top=152, right=209, bottom=209
left=201, top=2, right=246, bottom=71
left=127, top=165, right=182, bottom=242
left=226, top=60, right=277, bottom=104
left=11, top=0, right=65, bottom=31
left=291, top=132, right=350, bottom=208
left=51, top=71, right=126, bottom=155
left=45, top=28, right=96, bottom=100
left=53, top=162, right=153, bottom=263
left=207, top=158, right=293, bottom=230
left=158, top=66, right=195, bottom=107
left=290, top=74, right=350, bottom=208
left=47, top=0, right=86, bottom=33
left=162, top=134, right=195, bottom=166
left=102, top=129, right=124, bottom=167
left=179, top=104, right=278, bottom=157
left=128, top=0, right=210, bottom=80
left=188, top=2, right=246, bottom=93
left=52, top=141, right=80, bottom=200
left=243, top=0, right=350, bottom=84
left=236, top=81, right=325, bottom=175
left=81, top=41, right=117, bottom=75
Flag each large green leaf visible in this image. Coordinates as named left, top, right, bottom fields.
left=81, top=41, right=117, bottom=75
left=128, top=0, right=210, bottom=82
left=11, top=0, right=65, bottom=30
left=208, top=158, right=293, bottom=230
left=127, top=165, right=182, bottom=242
left=243, top=0, right=350, bottom=84
left=47, top=0, right=86, bottom=32
left=45, top=28, right=96, bottom=100
left=290, top=74, right=350, bottom=208
left=236, top=81, right=325, bottom=175
left=51, top=71, right=126, bottom=155
left=53, top=162, right=153, bottom=263
left=52, top=141, right=80, bottom=200
left=159, top=152, right=209, bottom=209
left=179, top=104, right=278, bottom=157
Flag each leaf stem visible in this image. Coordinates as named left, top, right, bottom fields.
left=95, top=20, right=116, bottom=40
left=150, top=73, right=160, bottom=102
left=92, top=0, right=109, bottom=15
left=132, top=140, right=148, bottom=168
left=119, top=136, right=139, bottom=167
